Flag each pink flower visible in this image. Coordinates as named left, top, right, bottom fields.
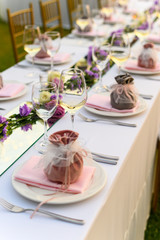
left=47, top=105, right=65, bottom=127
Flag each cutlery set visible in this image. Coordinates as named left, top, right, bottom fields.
left=0, top=198, right=85, bottom=225
left=15, top=64, right=50, bottom=72
left=78, top=113, right=137, bottom=127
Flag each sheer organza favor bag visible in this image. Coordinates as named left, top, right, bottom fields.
left=42, top=130, right=86, bottom=189
left=110, top=73, right=138, bottom=110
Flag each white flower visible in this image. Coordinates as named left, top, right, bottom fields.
left=39, top=91, right=51, bottom=103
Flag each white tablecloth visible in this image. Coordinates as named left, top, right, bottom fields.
left=0, top=1, right=160, bottom=239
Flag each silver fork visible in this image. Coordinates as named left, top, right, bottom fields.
left=78, top=113, right=137, bottom=127
left=0, top=198, right=85, bottom=225
left=15, top=64, right=50, bottom=72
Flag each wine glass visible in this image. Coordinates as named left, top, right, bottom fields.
left=134, top=13, right=151, bottom=44
left=91, top=9, right=104, bottom=37
left=92, top=41, right=110, bottom=92
left=59, top=68, right=87, bottom=129
left=32, top=75, right=59, bottom=153
left=44, top=31, right=61, bottom=71
left=23, top=25, right=41, bottom=77
left=110, top=32, right=130, bottom=74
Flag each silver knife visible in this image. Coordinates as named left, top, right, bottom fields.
left=92, top=152, right=119, bottom=160
left=93, top=157, right=117, bottom=165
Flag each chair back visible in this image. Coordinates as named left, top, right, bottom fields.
left=39, top=0, right=63, bottom=36
left=98, top=0, right=109, bottom=8
left=67, top=0, right=83, bottom=29
left=7, top=3, right=34, bottom=63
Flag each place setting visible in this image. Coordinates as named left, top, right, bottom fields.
left=0, top=75, right=27, bottom=101
left=0, top=68, right=109, bottom=217
left=23, top=26, right=72, bottom=73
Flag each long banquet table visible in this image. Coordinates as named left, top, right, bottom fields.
left=1, top=1, right=160, bottom=239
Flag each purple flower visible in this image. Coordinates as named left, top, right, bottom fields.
left=114, top=40, right=122, bottom=46
left=154, top=0, right=159, bottom=5
left=59, top=94, right=63, bottom=100
left=47, top=105, right=65, bottom=127
left=71, top=75, right=78, bottom=80
left=0, top=115, right=6, bottom=124
left=85, top=70, right=94, bottom=77
left=19, top=104, right=31, bottom=117
left=111, top=29, right=124, bottom=37
left=45, top=100, right=57, bottom=111
left=0, top=120, right=8, bottom=142
left=92, top=66, right=99, bottom=72
left=138, top=21, right=149, bottom=30
left=149, top=7, right=155, bottom=14
left=21, top=124, right=32, bottom=132
left=50, top=94, right=57, bottom=100
left=87, top=46, right=93, bottom=65
left=77, top=78, right=82, bottom=91
left=93, top=73, right=99, bottom=78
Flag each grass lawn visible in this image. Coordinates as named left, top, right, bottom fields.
left=0, top=18, right=160, bottom=239
left=0, top=19, right=15, bottom=71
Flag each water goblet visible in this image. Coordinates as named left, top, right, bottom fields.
left=32, top=76, right=59, bottom=153
left=92, top=41, right=110, bottom=92
left=110, top=32, right=130, bottom=74
left=44, top=31, right=61, bottom=71
left=134, top=13, right=151, bottom=44
left=23, top=25, right=41, bottom=77
left=91, top=9, right=104, bottom=37
left=59, top=68, right=87, bottom=129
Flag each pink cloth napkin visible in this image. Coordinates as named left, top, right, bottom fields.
left=86, top=94, right=138, bottom=113
left=104, top=16, right=124, bottom=24
left=147, top=34, right=160, bottom=43
left=73, top=29, right=105, bottom=37
left=34, top=52, right=71, bottom=63
left=14, top=156, right=96, bottom=194
left=124, top=59, right=160, bottom=72
left=0, top=83, right=25, bottom=97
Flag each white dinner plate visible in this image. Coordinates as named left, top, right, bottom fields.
left=121, top=65, right=160, bottom=75
left=0, top=82, right=27, bottom=101
left=12, top=160, right=107, bottom=204
left=25, top=54, right=72, bottom=66
left=85, top=96, right=147, bottom=118
left=72, top=29, right=105, bottom=38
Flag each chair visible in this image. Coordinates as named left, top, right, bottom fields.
left=7, top=3, right=34, bottom=63
left=152, top=133, right=160, bottom=213
left=67, top=0, right=83, bottom=29
left=98, top=0, right=116, bottom=8
left=39, top=0, right=63, bottom=36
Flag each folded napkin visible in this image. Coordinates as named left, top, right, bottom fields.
left=33, top=52, right=71, bottom=63
left=14, top=156, right=96, bottom=194
left=73, top=29, right=105, bottom=37
left=0, top=83, right=25, bottom=97
left=124, top=59, right=160, bottom=72
left=86, top=94, right=138, bottom=113
left=104, top=16, right=124, bottom=24
left=147, top=34, right=160, bottom=44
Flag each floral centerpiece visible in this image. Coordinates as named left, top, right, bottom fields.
left=0, top=72, right=65, bottom=143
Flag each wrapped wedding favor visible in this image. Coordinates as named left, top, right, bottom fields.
left=110, top=73, right=138, bottom=110
left=35, top=34, right=51, bottom=58
left=42, top=130, right=86, bottom=188
left=75, top=16, right=92, bottom=32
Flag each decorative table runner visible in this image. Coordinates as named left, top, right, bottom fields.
left=0, top=102, right=51, bottom=176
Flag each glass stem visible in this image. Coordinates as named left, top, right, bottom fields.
left=43, top=120, right=48, bottom=144
left=71, top=114, right=75, bottom=129
left=32, top=56, right=34, bottom=66
left=118, top=66, right=121, bottom=75
left=51, top=56, right=54, bottom=71
left=99, top=70, right=103, bottom=86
